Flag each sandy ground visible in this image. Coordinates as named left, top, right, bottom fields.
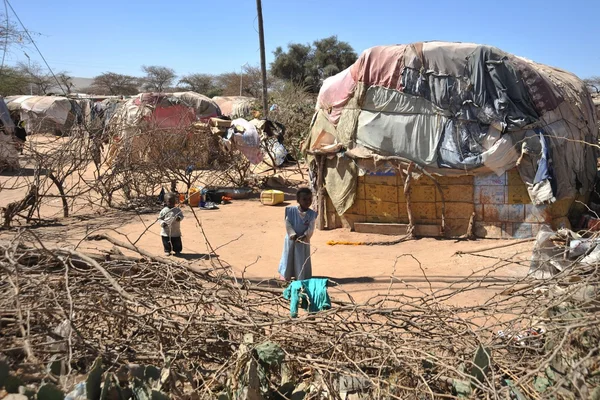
left=0, top=136, right=533, bottom=306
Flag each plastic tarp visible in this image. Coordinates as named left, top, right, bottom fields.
left=169, top=91, right=220, bottom=121
left=229, top=118, right=263, bottom=164
left=356, top=86, right=447, bottom=165
left=213, top=96, right=256, bottom=118
left=6, top=95, right=72, bottom=127
left=317, top=67, right=356, bottom=125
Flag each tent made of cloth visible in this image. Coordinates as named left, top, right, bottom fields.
left=6, top=95, right=73, bottom=132
left=212, top=96, right=256, bottom=118
left=105, top=93, right=198, bottom=165
left=306, top=41, right=599, bottom=216
left=168, top=91, right=221, bottom=122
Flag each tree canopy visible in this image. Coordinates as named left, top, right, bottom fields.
left=0, top=67, right=29, bottom=96
left=178, top=65, right=269, bottom=98
left=88, top=72, right=140, bottom=96
left=178, top=73, right=220, bottom=97
left=141, top=65, right=176, bottom=92
left=271, top=36, right=357, bottom=93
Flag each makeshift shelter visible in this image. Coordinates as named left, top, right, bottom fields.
left=168, top=91, right=221, bottom=122
left=0, top=96, right=18, bottom=171
left=6, top=95, right=74, bottom=135
left=305, top=41, right=599, bottom=238
left=212, top=96, right=256, bottom=119
left=105, top=93, right=220, bottom=168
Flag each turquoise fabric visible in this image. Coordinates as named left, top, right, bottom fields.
left=282, top=278, right=331, bottom=318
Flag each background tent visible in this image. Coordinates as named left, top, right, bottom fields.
left=6, top=96, right=73, bottom=135
left=212, top=96, right=256, bottom=119
left=106, top=93, right=220, bottom=168
left=168, top=91, right=221, bottom=122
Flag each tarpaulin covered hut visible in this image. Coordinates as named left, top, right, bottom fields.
left=212, top=96, right=256, bottom=119
left=6, top=95, right=74, bottom=135
left=305, top=41, right=599, bottom=238
left=105, top=93, right=220, bottom=168
left=168, top=91, right=221, bottom=122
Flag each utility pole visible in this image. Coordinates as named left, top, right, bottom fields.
left=255, top=0, right=268, bottom=117
left=24, top=51, right=32, bottom=95
left=239, top=62, right=248, bottom=96
left=239, top=66, right=243, bottom=96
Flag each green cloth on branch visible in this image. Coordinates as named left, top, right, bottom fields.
left=283, top=278, right=331, bottom=318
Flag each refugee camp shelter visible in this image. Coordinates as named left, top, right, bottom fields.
left=305, top=41, right=599, bottom=238
left=168, top=92, right=220, bottom=122
left=213, top=96, right=256, bottom=119
left=105, top=93, right=220, bottom=168
left=6, top=95, right=73, bottom=135
left=5, top=95, right=96, bottom=135
left=0, top=96, right=18, bottom=171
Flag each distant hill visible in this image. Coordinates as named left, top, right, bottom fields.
left=46, top=76, right=94, bottom=94
left=70, top=77, right=94, bottom=92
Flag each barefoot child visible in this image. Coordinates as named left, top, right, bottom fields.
left=278, top=187, right=318, bottom=281
left=158, top=193, right=184, bottom=256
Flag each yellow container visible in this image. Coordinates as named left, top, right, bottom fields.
left=260, top=190, right=285, bottom=206
left=188, top=187, right=201, bottom=207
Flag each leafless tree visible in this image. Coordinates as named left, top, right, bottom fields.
left=17, top=61, right=54, bottom=95
left=56, top=72, right=74, bottom=94
left=141, top=65, right=176, bottom=92
left=0, top=11, right=34, bottom=56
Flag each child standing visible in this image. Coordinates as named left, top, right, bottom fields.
left=278, top=187, right=318, bottom=281
left=158, top=193, right=184, bottom=256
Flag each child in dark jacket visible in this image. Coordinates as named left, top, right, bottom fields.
left=158, top=193, right=184, bottom=256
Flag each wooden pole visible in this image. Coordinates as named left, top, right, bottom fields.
left=317, top=155, right=326, bottom=230
left=255, top=0, right=269, bottom=117
left=404, top=162, right=415, bottom=238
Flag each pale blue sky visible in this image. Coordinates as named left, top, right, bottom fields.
left=7, top=0, right=600, bottom=79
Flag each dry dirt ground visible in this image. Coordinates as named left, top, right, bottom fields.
left=0, top=136, right=533, bottom=306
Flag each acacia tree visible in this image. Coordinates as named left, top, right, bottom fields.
left=178, top=73, right=222, bottom=97
left=271, top=36, right=357, bottom=93
left=88, top=72, right=140, bottom=95
left=216, top=65, right=270, bottom=97
left=141, top=65, right=176, bottom=92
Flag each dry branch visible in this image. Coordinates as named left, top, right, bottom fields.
left=1, top=230, right=598, bottom=398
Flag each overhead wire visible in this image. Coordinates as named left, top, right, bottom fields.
left=5, top=0, right=66, bottom=94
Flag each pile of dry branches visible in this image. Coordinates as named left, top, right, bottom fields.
left=1, top=230, right=599, bottom=399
